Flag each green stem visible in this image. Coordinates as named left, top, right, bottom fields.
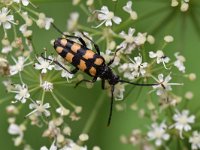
left=77, top=92, right=106, bottom=144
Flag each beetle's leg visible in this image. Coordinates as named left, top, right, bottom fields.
left=81, top=32, right=100, bottom=55
left=40, top=53, right=78, bottom=74
left=107, top=85, right=115, bottom=126
left=74, top=77, right=97, bottom=88
left=51, top=23, right=87, bottom=47
left=107, top=47, right=122, bottom=66
left=101, top=79, right=105, bottom=90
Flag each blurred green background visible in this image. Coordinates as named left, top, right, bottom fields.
left=0, top=0, right=200, bottom=149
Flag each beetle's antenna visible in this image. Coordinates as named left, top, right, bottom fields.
left=107, top=85, right=115, bottom=126
left=51, top=22, right=65, bottom=36
left=119, top=80, right=158, bottom=86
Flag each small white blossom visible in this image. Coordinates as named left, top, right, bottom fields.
left=1, top=38, right=12, bottom=53
left=171, top=109, right=195, bottom=138
left=41, top=81, right=53, bottom=92
left=152, top=74, right=183, bottom=96
left=113, top=83, right=125, bottom=100
left=118, top=56, right=147, bottom=80
left=129, top=56, right=148, bottom=78
left=95, top=6, right=121, bottom=28
left=0, top=57, right=9, bottom=75
left=13, top=0, right=30, bottom=6
left=147, top=122, right=170, bottom=146
left=123, top=1, right=138, bottom=20
left=19, top=24, right=32, bottom=37
left=34, top=55, right=54, bottom=73
left=67, top=12, right=79, bottom=32
left=181, top=2, right=189, bottom=12
left=171, top=0, right=179, bottom=7
left=79, top=133, right=89, bottom=142
left=149, top=50, right=170, bottom=69
left=12, top=84, right=30, bottom=103
left=174, top=52, right=185, bottom=73
left=119, top=28, right=136, bottom=54
left=189, top=131, right=200, bottom=150
left=36, top=13, right=54, bottom=30
left=134, top=32, right=147, bottom=46
left=40, top=76, right=54, bottom=91
left=40, top=140, right=57, bottom=150
left=61, top=140, right=87, bottom=150
left=164, top=35, right=174, bottom=43
left=147, top=35, right=155, bottom=44
left=8, top=123, right=25, bottom=146
left=10, top=56, right=32, bottom=75
left=56, top=107, right=70, bottom=116
left=26, top=101, right=51, bottom=117
left=0, top=7, right=15, bottom=30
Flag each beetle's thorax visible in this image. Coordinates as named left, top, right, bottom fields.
left=99, top=65, right=119, bottom=85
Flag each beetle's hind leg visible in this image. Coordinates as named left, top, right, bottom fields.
left=40, top=53, right=78, bottom=74
left=74, top=77, right=97, bottom=88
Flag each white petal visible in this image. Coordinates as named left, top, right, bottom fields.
left=22, top=0, right=29, bottom=6
left=3, top=22, right=11, bottom=29
left=112, top=16, right=122, bottom=24
left=105, top=20, right=112, bottom=26
left=8, top=124, right=21, bottom=135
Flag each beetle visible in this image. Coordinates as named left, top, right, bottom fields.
left=41, top=23, right=158, bottom=126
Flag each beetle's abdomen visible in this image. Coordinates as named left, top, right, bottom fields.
left=54, top=38, right=105, bottom=77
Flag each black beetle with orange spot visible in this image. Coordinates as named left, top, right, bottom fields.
left=41, top=23, right=159, bottom=126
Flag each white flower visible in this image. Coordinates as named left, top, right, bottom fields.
left=95, top=6, right=121, bottom=28
left=134, top=32, right=147, bottom=46
left=12, top=84, right=30, bottom=103
left=164, top=35, right=174, bottom=43
left=61, top=140, right=87, bottom=150
left=10, top=56, right=32, bottom=75
left=40, top=140, right=57, bottom=150
left=152, top=74, right=183, bottom=96
left=119, top=28, right=136, bottom=54
left=174, top=52, right=185, bottom=73
left=26, top=101, right=51, bottom=117
left=113, top=83, right=125, bottom=100
left=129, top=56, right=148, bottom=78
left=189, top=131, right=200, bottom=150
left=123, top=1, right=138, bottom=20
left=19, top=24, right=32, bottom=37
left=13, top=0, right=29, bottom=6
left=118, top=56, right=147, bottom=80
left=34, top=55, right=54, bottom=73
left=147, top=122, right=170, bottom=146
left=1, top=38, right=12, bottom=53
left=8, top=123, right=25, bottom=146
left=171, top=109, right=195, bottom=139
left=56, top=107, right=70, bottom=116
left=0, top=7, right=15, bottom=30
left=40, top=76, right=54, bottom=91
left=149, top=50, right=170, bottom=69
left=2, top=45, right=12, bottom=53
left=67, top=12, right=79, bottom=32
left=36, top=13, right=54, bottom=30
left=41, top=81, right=53, bottom=92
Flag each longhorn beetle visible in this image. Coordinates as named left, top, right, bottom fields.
left=41, top=23, right=158, bottom=126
